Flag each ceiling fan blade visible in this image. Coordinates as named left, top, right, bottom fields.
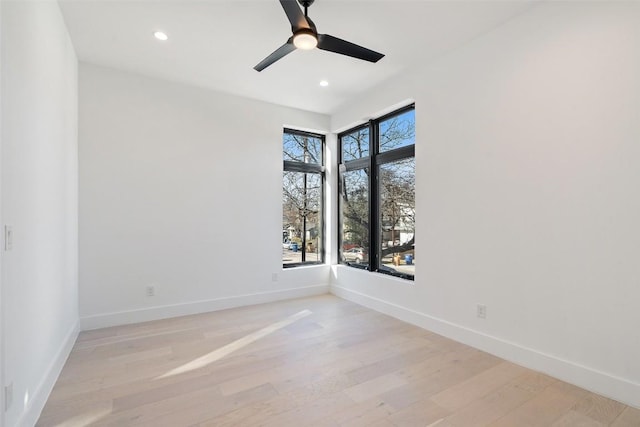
left=317, top=34, right=384, bottom=63
left=254, top=39, right=296, bottom=72
left=279, top=0, right=311, bottom=32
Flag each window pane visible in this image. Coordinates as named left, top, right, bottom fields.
left=379, top=109, right=415, bottom=153
left=338, top=104, right=414, bottom=280
left=379, top=158, right=415, bottom=277
left=341, top=127, right=370, bottom=162
left=283, top=171, right=322, bottom=264
left=341, top=168, right=369, bottom=267
left=283, top=132, right=322, bottom=164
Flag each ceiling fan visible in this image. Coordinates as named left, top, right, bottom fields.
left=254, top=0, right=385, bottom=72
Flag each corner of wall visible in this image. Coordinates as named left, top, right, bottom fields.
left=81, top=284, right=329, bottom=330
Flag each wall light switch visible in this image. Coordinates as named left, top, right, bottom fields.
left=4, top=225, right=13, bottom=251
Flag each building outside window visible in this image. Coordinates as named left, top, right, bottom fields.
left=339, top=105, right=415, bottom=280
left=282, top=129, right=325, bottom=267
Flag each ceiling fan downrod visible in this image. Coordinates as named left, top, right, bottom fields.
left=298, top=0, right=314, bottom=17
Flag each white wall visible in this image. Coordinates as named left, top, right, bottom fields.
left=1, top=2, right=79, bottom=426
left=79, top=64, right=330, bottom=329
left=331, top=1, right=640, bottom=408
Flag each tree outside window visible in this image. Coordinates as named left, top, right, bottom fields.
left=282, top=130, right=324, bottom=266
left=339, top=105, right=415, bottom=280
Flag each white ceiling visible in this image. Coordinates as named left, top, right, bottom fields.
left=59, top=0, right=535, bottom=114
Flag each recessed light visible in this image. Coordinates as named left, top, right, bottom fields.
left=154, top=31, right=168, bottom=41
left=319, top=80, right=329, bottom=87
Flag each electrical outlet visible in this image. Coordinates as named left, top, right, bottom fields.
left=4, top=225, right=13, bottom=251
left=146, top=285, right=155, bottom=297
left=477, top=304, right=487, bottom=319
left=271, top=273, right=278, bottom=282
left=5, top=382, right=13, bottom=411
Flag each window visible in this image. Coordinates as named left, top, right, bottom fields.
left=339, top=105, right=415, bottom=280
left=282, top=129, right=325, bottom=267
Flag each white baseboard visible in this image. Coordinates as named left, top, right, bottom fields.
left=18, top=320, right=80, bottom=427
left=81, top=284, right=329, bottom=331
left=331, top=285, right=640, bottom=410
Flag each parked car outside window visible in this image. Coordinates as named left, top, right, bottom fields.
left=342, top=247, right=368, bottom=263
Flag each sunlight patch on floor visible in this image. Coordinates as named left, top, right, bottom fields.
left=157, top=309, right=313, bottom=379
left=53, top=408, right=111, bottom=427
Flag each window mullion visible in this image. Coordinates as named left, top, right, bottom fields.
left=283, top=160, right=324, bottom=174
left=376, top=145, right=415, bottom=165
left=342, top=157, right=370, bottom=171
left=369, top=119, right=379, bottom=273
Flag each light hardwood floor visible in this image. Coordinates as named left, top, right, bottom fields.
left=38, top=295, right=639, bottom=426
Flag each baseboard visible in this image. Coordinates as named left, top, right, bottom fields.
left=81, top=284, right=329, bottom=330
left=331, top=285, right=640, bottom=409
left=18, top=320, right=80, bottom=427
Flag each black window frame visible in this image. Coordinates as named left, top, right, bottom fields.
left=338, top=104, right=415, bottom=280
left=282, top=128, right=326, bottom=268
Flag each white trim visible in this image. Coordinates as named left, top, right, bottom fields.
left=17, top=320, right=79, bottom=427
left=0, top=1, right=5, bottom=424
left=81, top=284, right=329, bottom=330
left=331, top=285, right=640, bottom=410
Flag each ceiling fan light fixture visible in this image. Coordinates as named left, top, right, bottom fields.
left=293, top=29, right=317, bottom=50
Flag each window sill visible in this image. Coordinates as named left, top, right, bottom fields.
left=337, top=262, right=414, bottom=282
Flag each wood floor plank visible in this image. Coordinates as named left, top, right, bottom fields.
left=325, top=397, right=395, bottom=427
left=131, top=383, right=278, bottom=427
left=258, top=391, right=356, bottom=427
left=387, top=398, right=450, bottom=427
left=343, top=373, right=408, bottom=403
left=90, top=381, right=223, bottom=426
left=36, top=295, right=637, bottom=427
left=368, top=420, right=399, bottom=427
left=430, top=361, right=528, bottom=411
left=197, top=391, right=299, bottom=427
left=439, top=372, right=556, bottom=426
left=551, top=410, right=606, bottom=426
left=345, top=345, right=442, bottom=384
left=611, top=406, right=640, bottom=426
left=571, top=392, right=628, bottom=424
left=381, top=348, right=502, bottom=411
left=488, top=384, right=585, bottom=426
